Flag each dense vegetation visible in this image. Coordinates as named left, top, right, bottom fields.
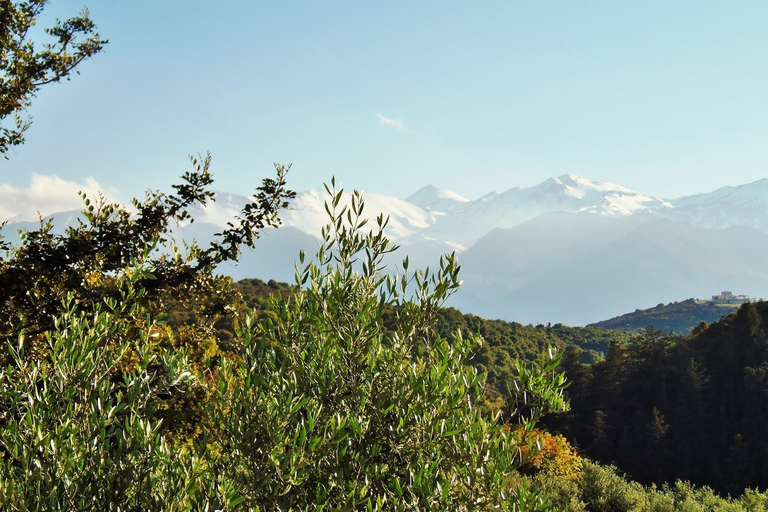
left=589, top=298, right=741, bottom=334
left=0, top=177, right=572, bottom=510
left=546, top=303, right=768, bottom=497
left=4, top=3, right=768, bottom=509
left=527, top=459, right=768, bottom=512
left=226, top=286, right=630, bottom=417
left=230, top=277, right=768, bottom=504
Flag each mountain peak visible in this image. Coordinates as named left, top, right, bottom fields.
left=552, top=174, right=633, bottom=193
left=522, top=174, right=633, bottom=204
left=406, top=185, right=468, bottom=210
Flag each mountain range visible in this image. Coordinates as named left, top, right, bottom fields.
left=4, top=174, right=768, bottom=326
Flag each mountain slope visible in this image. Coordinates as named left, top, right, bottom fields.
left=452, top=213, right=768, bottom=325
left=587, top=298, right=742, bottom=334
left=664, top=178, right=768, bottom=232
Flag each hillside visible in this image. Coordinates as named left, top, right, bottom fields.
left=233, top=278, right=629, bottom=364
left=588, top=298, right=742, bottom=334
left=231, top=278, right=768, bottom=496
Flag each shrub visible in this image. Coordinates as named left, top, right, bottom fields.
left=577, top=460, right=648, bottom=512
left=0, top=272, right=195, bottom=510
left=195, top=182, right=570, bottom=510
left=517, top=428, right=583, bottom=479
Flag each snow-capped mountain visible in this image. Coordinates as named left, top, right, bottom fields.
left=5, top=174, right=768, bottom=325
left=406, top=185, right=469, bottom=212
left=416, top=175, right=675, bottom=249
left=664, top=179, right=768, bottom=232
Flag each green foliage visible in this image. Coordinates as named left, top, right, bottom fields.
left=0, top=154, right=294, bottom=348
left=195, top=182, right=571, bottom=510
left=545, top=302, right=768, bottom=496
left=0, top=273, right=195, bottom=510
left=0, top=178, right=571, bottom=509
left=231, top=280, right=613, bottom=421
left=529, top=459, right=768, bottom=512
left=434, top=310, right=627, bottom=414
left=0, top=0, right=107, bottom=155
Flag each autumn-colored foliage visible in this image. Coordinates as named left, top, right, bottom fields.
left=515, top=427, right=583, bottom=479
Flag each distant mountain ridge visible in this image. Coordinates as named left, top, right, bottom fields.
left=5, top=174, right=768, bottom=326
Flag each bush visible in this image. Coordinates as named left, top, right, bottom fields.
left=195, top=183, right=570, bottom=510
left=0, top=272, right=195, bottom=510
left=517, top=428, right=583, bottom=479
left=576, top=461, right=648, bottom=512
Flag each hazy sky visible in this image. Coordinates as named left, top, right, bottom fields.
left=2, top=0, right=768, bottom=219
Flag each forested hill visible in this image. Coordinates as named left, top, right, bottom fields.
left=588, top=298, right=741, bottom=334
left=432, top=308, right=633, bottom=411
left=546, top=300, right=768, bottom=496
left=232, top=278, right=628, bottom=357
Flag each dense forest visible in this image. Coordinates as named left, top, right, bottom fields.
left=545, top=302, right=768, bottom=497
left=441, top=300, right=768, bottom=498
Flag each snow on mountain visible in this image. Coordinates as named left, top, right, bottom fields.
left=663, top=179, right=768, bottom=232
left=406, top=185, right=469, bottom=212
left=413, top=174, right=674, bottom=249
left=281, top=188, right=436, bottom=241
left=525, top=174, right=672, bottom=215
left=0, top=209, right=86, bottom=246
left=6, top=174, right=768, bottom=326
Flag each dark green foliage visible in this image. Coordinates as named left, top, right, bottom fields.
left=0, top=154, right=294, bottom=346
left=0, top=0, right=107, bottom=155
left=433, top=310, right=629, bottom=414
left=233, top=277, right=295, bottom=310
left=547, top=302, right=768, bottom=496
left=589, top=298, right=741, bottom=335
left=438, top=311, right=626, bottom=362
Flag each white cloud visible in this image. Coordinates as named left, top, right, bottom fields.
left=0, top=174, right=116, bottom=222
left=377, top=113, right=406, bottom=130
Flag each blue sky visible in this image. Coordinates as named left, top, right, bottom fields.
left=2, top=0, right=768, bottom=219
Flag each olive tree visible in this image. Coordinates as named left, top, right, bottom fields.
left=0, top=177, right=567, bottom=510
left=197, top=181, right=569, bottom=510
left=0, top=272, right=197, bottom=510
